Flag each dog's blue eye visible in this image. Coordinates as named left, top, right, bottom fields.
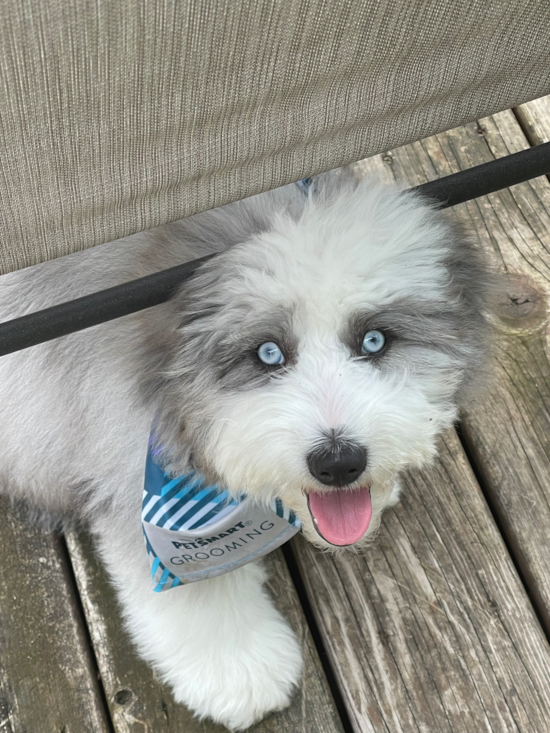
left=361, top=330, right=386, bottom=354
left=257, top=342, right=285, bottom=366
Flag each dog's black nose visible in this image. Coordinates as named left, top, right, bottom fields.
left=307, top=442, right=367, bottom=486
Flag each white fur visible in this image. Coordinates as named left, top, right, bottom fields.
left=0, top=173, right=488, bottom=729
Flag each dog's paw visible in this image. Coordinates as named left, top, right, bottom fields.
left=170, top=615, right=303, bottom=730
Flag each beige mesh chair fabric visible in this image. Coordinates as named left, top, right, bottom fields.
left=1, top=0, right=550, bottom=275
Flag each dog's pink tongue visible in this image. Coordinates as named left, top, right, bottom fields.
left=308, top=486, right=372, bottom=546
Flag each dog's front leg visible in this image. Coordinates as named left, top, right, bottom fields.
left=94, top=519, right=303, bottom=730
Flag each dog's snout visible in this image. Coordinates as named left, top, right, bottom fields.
left=307, top=442, right=367, bottom=486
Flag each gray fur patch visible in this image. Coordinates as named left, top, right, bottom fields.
left=342, top=220, right=492, bottom=400
left=173, top=259, right=298, bottom=391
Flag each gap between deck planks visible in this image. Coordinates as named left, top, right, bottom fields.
left=291, top=431, right=550, bottom=733
left=0, top=498, right=110, bottom=733
left=0, top=497, right=346, bottom=733
left=368, top=101, right=550, bottom=635
left=289, top=101, right=550, bottom=732
left=65, top=531, right=346, bottom=733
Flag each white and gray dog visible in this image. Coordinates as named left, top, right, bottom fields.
left=0, top=171, right=489, bottom=729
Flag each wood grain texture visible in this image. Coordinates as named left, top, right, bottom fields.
left=66, top=530, right=345, bottom=733
left=515, top=95, right=550, bottom=145
left=356, top=108, right=550, bottom=634
left=458, top=111, right=550, bottom=634
left=292, top=430, right=550, bottom=733
left=0, top=499, right=109, bottom=733
left=292, top=107, right=550, bottom=731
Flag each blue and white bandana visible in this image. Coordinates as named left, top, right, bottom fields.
left=142, top=444, right=301, bottom=591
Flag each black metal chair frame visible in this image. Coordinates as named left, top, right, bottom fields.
left=1, top=141, right=549, bottom=357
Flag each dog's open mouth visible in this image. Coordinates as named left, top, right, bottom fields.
left=307, top=486, right=372, bottom=546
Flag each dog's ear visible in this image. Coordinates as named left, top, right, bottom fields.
left=443, top=220, right=500, bottom=404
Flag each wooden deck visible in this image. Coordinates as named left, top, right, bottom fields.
left=2, top=96, right=550, bottom=733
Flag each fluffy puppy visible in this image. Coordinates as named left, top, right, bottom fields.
left=0, top=171, right=490, bottom=730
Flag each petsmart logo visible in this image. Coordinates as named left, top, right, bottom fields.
left=171, top=520, right=249, bottom=549
left=169, top=519, right=279, bottom=563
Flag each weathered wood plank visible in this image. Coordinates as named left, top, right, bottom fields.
left=0, top=498, right=110, bottom=733
left=515, top=95, right=550, bottom=145
left=292, top=430, right=550, bottom=733
left=291, top=109, right=550, bottom=731
left=66, top=530, right=345, bottom=733
left=456, top=111, right=550, bottom=634
left=356, top=107, right=550, bottom=633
